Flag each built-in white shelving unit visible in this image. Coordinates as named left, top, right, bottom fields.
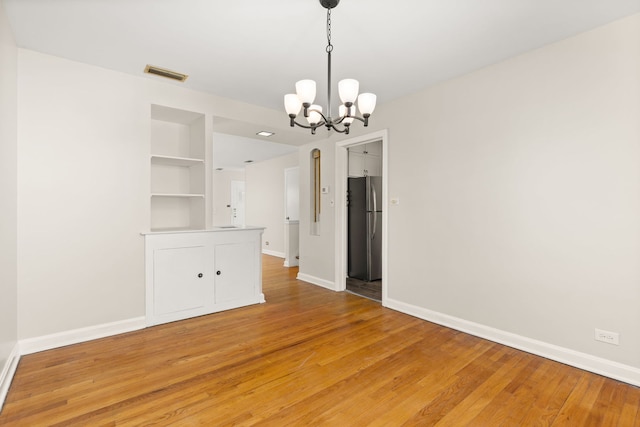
left=150, top=105, right=207, bottom=231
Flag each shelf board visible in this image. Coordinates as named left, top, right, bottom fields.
left=151, top=193, right=205, bottom=198
left=151, top=155, right=204, bottom=167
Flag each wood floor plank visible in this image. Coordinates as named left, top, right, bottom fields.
left=1, top=254, right=639, bottom=426
left=551, top=373, right=607, bottom=426
left=517, top=363, right=582, bottom=426
left=618, top=385, right=640, bottom=426
left=433, top=349, right=529, bottom=426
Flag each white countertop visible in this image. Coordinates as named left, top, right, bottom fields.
left=142, top=226, right=265, bottom=235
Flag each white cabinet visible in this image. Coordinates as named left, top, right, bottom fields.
left=150, top=104, right=207, bottom=231
left=348, top=142, right=382, bottom=177
left=153, top=245, right=212, bottom=318
left=349, top=142, right=381, bottom=156
left=215, top=242, right=256, bottom=304
left=144, top=227, right=265, bottom=326
left=348, top=153, right=382, bottom=177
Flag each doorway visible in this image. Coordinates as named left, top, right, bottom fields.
left=346, top=143, right=383, bottom=301
left=284, top=166, right=300, bottom=267
left=335, top=130, right=388, bottom=304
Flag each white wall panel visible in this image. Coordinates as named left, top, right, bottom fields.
left=372, top=14, right=640, bottom=367
left=245, top=152, right=298, bottom=256
left=0, top=1, right=19, bottom=407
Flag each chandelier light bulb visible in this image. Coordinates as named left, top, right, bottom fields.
left=307, top=105, right=323, bottom=125
left=338, top=79, right=359, bottom=104
left=358, top=93, right=377, bottom=116
left=295, top=80, right=317, bottom=105
left=284, top=94, right=302, bottom=116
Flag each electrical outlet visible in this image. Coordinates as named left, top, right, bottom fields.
left=594, top=328, right=619, bottom=345
left=265, top=241, right=269, bottom=246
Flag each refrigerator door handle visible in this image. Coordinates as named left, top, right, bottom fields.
left=371, top=184, right=377, bottom=240
left=372, top=211, right=377, bottom=240
left=371, top=181, right=377, bottom=213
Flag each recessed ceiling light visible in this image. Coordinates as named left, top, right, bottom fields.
left=244, top=160, right=254, bottom=163
left=256, top=131, right=275, bottom=137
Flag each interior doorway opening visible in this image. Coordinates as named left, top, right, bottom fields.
left=336, top=130, right=388, bottom=304
left=346, top=141, right=383, bottom=302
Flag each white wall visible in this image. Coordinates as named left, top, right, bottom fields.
left=371, top=14, right=640, bottom=368
left=295, top=13, right=640, bottom=381
left=17, top=50, right=149, bottom=338
left=297, top=140, right=336, bottom=287
left=16, top=49, right=291, bottom=341
left=245, top=152, right=298, bottom=256
left=0, top=0, right=19, bottom=404
left=212, top=169, right=244, bottom=226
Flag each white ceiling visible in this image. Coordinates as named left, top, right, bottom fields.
left=213, top=132, right=298, bottom=170
left=4, top=0, right=640, bottom=166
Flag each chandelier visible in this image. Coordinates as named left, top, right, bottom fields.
left=284, top=0, right=376, bottom=135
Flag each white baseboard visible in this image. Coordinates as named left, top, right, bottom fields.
left=283, top=260, right=299, bottom=267
left=20, top=317, right=147, bottom=356
left=262, top=249, right=285, bottom=258
left=296, top=273, right=336, bottom=291
left=385, top=297, right=640, bottom=387
left=0, top=343, right=20, bottom=412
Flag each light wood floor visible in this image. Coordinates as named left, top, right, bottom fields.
left=2, top=255, right=639, bottom=426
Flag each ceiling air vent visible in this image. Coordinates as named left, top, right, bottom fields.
left=144, top=65, right=188, bottom=82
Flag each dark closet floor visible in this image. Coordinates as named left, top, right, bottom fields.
left=346, top=277, right=382, bottom=302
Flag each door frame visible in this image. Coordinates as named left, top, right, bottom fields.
left=334, top=129, right=389, bottom=304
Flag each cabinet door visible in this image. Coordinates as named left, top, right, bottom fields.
left=364, top=155, right=382, bottom=176
left=214, top=242, right=256, bottom=303
left=348, top=152, right=365, bottom=177
left=348, top=144, right=366, bottom=154
left=153, top=245, right=210, bottom=316
left=364, top=142, right=382, bottom=156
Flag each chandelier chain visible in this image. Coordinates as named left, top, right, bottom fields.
left=326, top=8, right=333, bottom=53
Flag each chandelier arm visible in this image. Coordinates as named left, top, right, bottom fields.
left=291, top=117, right=350, bottom=135
left=308, top=107, right=331, bottom=125
left=326, top=123, right=348, bottom=134
left=346, top=116, right=365, bottom=123
left=291, top=119, right=325, bottom=130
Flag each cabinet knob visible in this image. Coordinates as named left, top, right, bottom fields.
left=216, top=270, right=221, bottom=275
left=198, top=273, right=203, bottom=278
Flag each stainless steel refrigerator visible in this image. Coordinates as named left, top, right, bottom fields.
left=348, top=176, right=382, bottom=281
